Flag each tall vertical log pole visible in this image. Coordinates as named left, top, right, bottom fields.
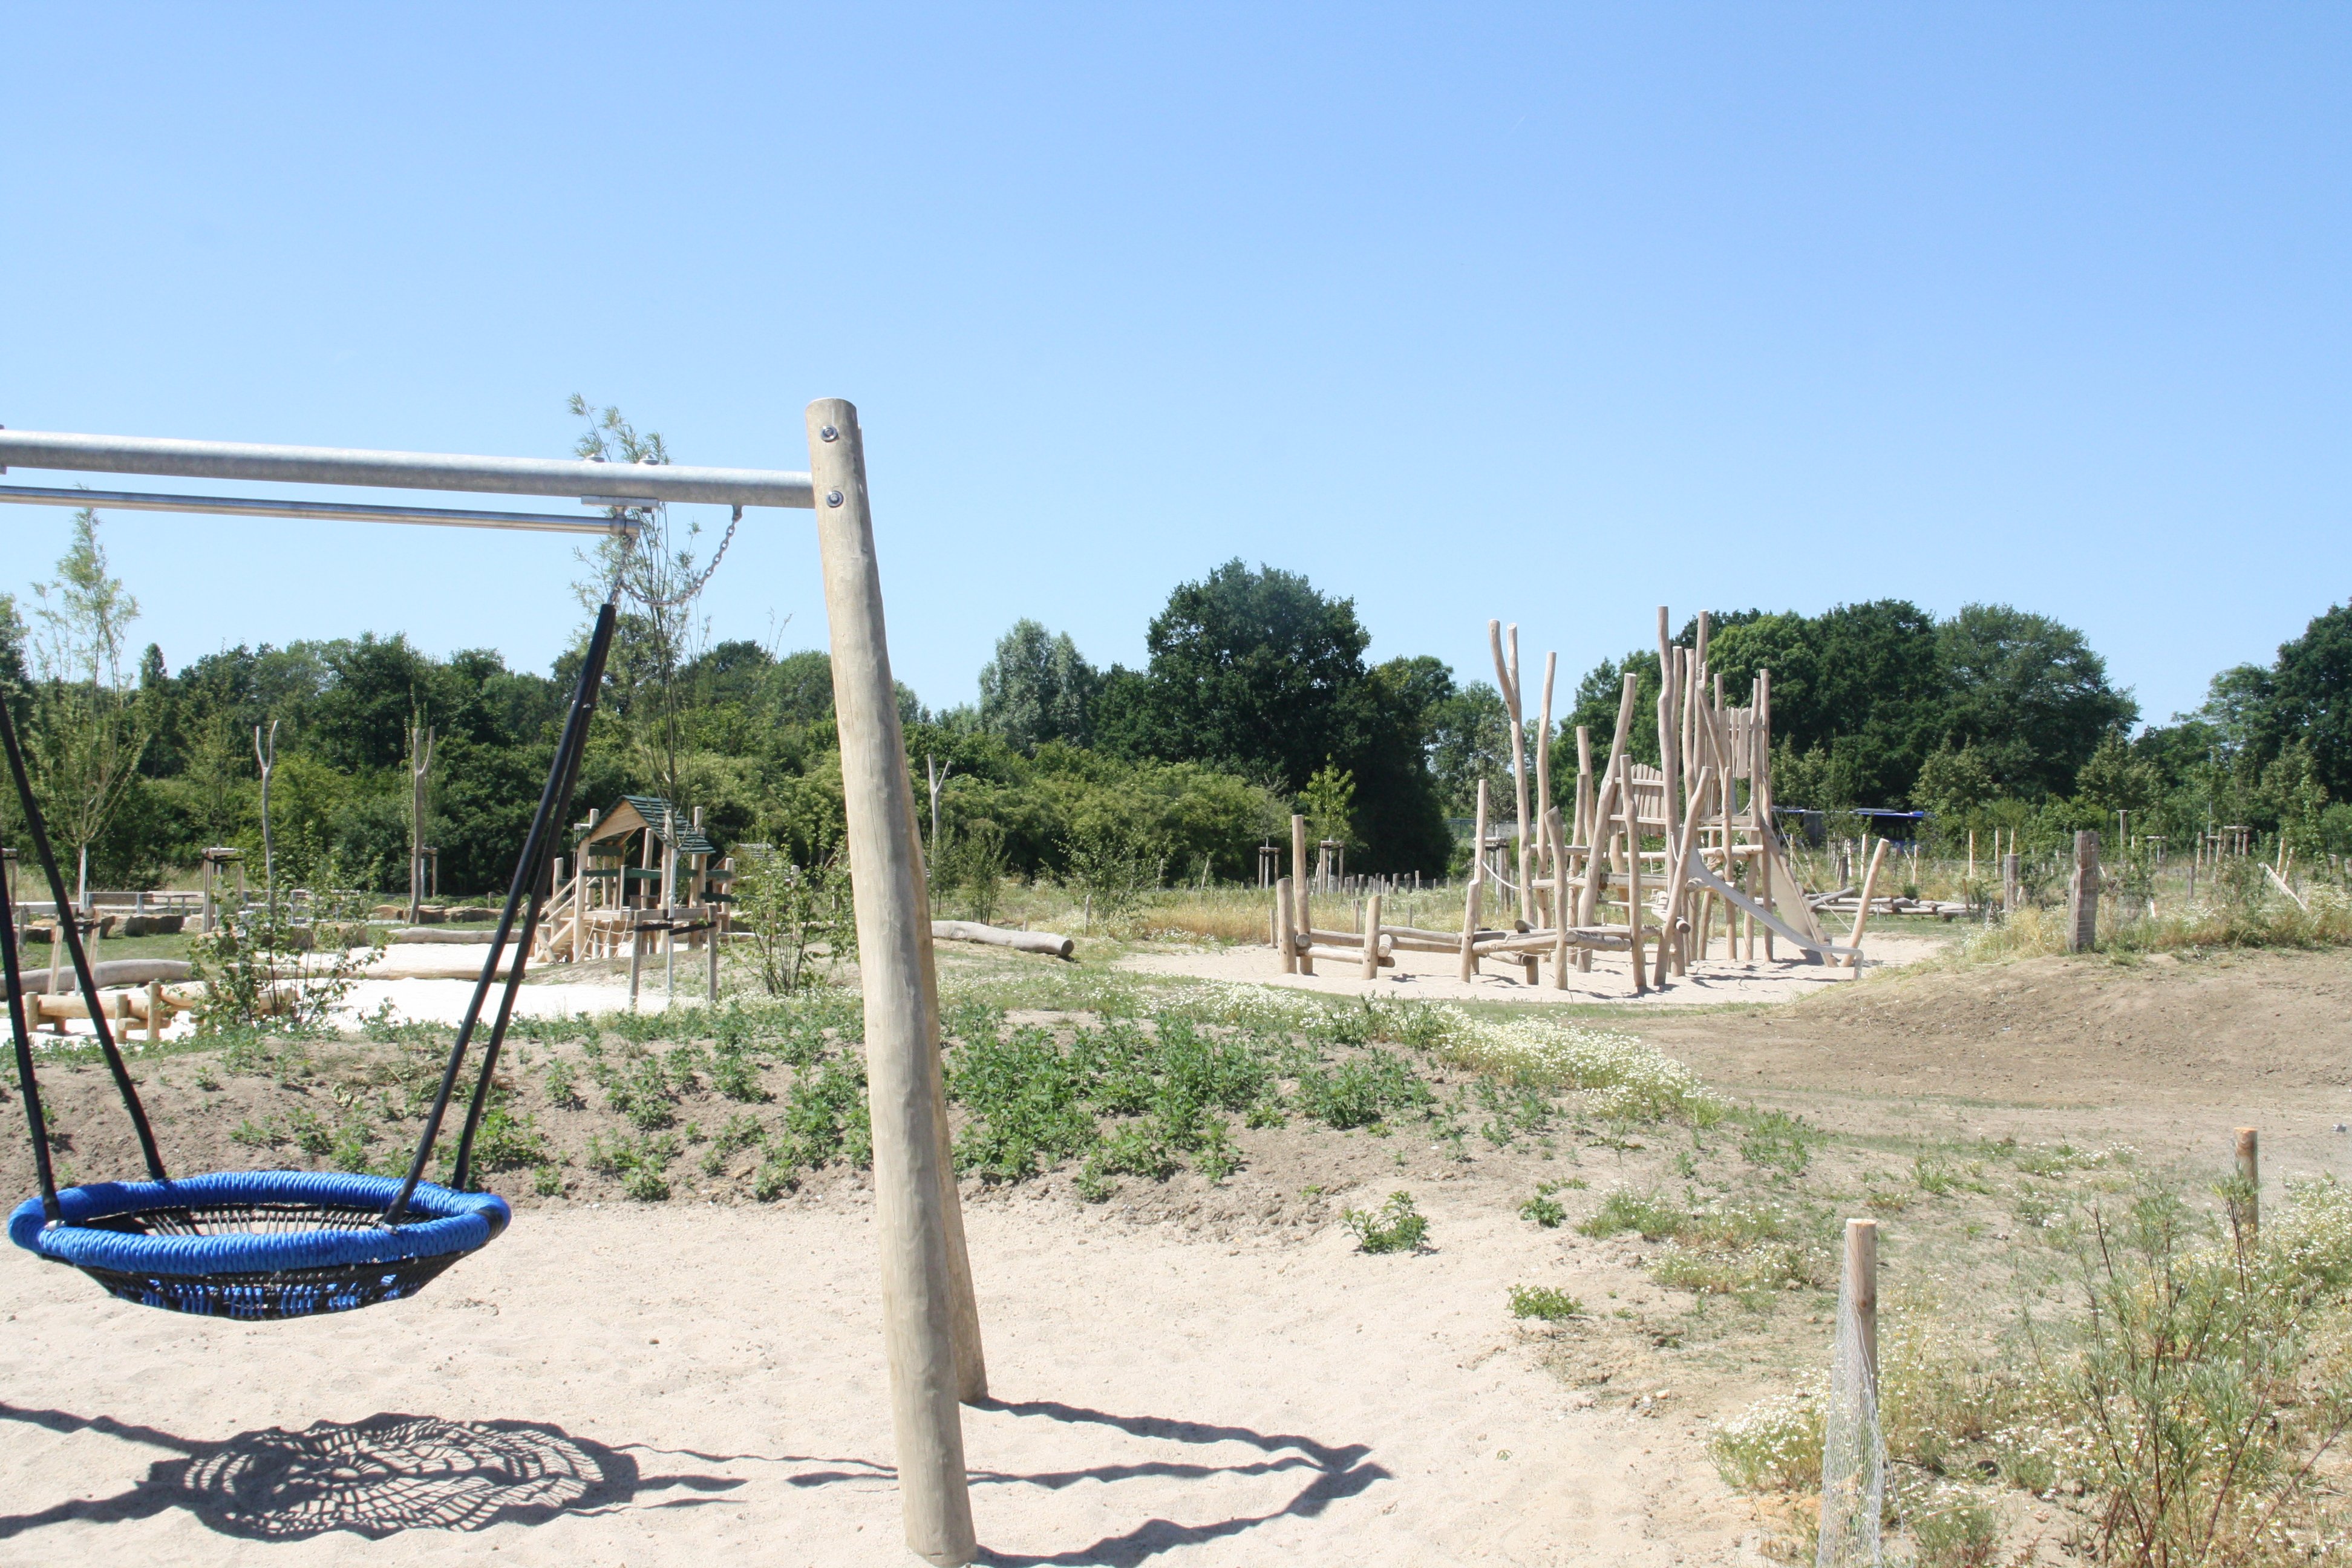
left=1292, top=814, right=1315, bottom=976
left=807, top=399, right=977, bottom=1567
left=2066, top=830, right=2101, bottom=953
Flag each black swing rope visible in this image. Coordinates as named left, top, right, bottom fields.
left=381, top=592, right=616, bottom=1223
left=0, top=545, right=632, bottom=1319
left=0, top=688, right=168, bottom=1219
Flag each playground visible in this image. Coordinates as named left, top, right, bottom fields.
left=1, top=416, right=2347, bottom=1568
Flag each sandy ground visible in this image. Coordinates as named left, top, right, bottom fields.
left=1119, top=932, right=1946, bottom=1007
left=0, top=1191, right=1755, bottom=1567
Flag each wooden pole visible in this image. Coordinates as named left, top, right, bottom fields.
left=2002, top=851, right=2020, bottom=915
left=807, top=397, right=976, bottom=1567
left=1547, top=805, right=1570, bottom=989
left=2066, top=829, right=2100, bottom=953
left=2235, top=1126, right=2260, bottom=1246
left=1844, top=1218, right=1879, bottom=1392
left=1844, top=838, right=1889, bottom=970
left=146, top=979, right=163, bottom=1043
left=1623, top=745, right=1646, bottom=998
left=904, top=792, right=988, bottom=1407
left=1490, top=621, right=1531, bottom=920
left=1460, top=779, right=1488, bottom=982
left=1291, top=814, right=1315, bottom=976
left=1274, top=875, right=1297, bottom=975
left=1535, top=651, right=1557, bottom=926
left=1361, top=892, right=1382, bottom=981
left=1756, top=671, right=1775, bottom=962
left=1652, top=655, right=1685, bottom=988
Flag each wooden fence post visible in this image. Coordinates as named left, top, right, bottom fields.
left=1844, top=1218, right=1879, bottom=1391
left=1362, top=892, right=1382, bottom=981
left=2066, top=830, right=2100, bottom=953
left=808, top=398, right=976, bottom=1567
left=2002, top=851, right=2020, bottom=916
left=1275, top=875, right=1296, bottom=975
left=1291, top=814, right=1315, bottom=976
left=2236, top=1126, right=2260, bottom=1246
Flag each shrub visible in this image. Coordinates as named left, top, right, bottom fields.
left=1577, top=1188, right=1690, bottom=1242
left=1508, top=1284, right=1584, bottom=1321
left=1708, top=1391, right=1824, bottom=1492
left=1519, top=1191, right=1566, bottom=1228
left=1343, top=1191, right=1428, bottom=1254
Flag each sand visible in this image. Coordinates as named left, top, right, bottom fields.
left=1119, top=933, right=1946, bottom=1007
left=0, top=1187, right=1756, bottom=1566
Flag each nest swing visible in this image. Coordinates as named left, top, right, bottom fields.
left=5, top=599, right=617, bottom=1321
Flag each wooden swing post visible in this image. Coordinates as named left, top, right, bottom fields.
left=808, top=398, right=980, bottom=1567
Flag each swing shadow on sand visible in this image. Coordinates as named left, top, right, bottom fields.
left=0, top=1403, right=752, bottom=1541
left=0, top=1397, right=1385, bottom=1563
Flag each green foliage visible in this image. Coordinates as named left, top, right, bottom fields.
left=1342, top=1191, right=1428, bottom=1254
left=1518, top=1189, right=1567, bottom=1228
left=779, top=1056, right=872, bottom=1169
left=731, top=840, right=849, bottom=996
left=1578, top=1188, right=1690, bottom=1241
left=1507, top=1283, right=1584, bottom=1321
left=978, top=619, right=1097, bottom=751
left=1088, top=559, right=1452, bottom=875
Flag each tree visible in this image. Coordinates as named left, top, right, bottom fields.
left=978, top=619, right=1098, bottom=750
left=1093, top=561, right=1450, bottom=872
left=1937, top=604, right=2136, bottom=799
left=2258, top=604, right=2352, bottom=801
left=28, top=509, right=149, bottom=893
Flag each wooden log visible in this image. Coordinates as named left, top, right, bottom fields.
left=1651, top=655, right=1684, bottom=988
left=1304, top=944, right=1395, bottom=967
left=146, top=979, right=163, bottom=1041
left=2066, top=830, right=2100, bottom=952
left=1361, top=894, right=1382, bottom=981
left=1291, top=814, right=1314, bottom=977
left=1274, top=875, right=1297, bottom=975
left=930, top=921, right=1075, bottom=959
left=1459, top=874, right=1482, bottom=984
left=1844, top=837, right=1890, bottom=970
left=1756, top=669, right=1775, bottom=961
left=1547, top=805, right=1570, bottom=989
left=808, top=397, right=975, bottom=1566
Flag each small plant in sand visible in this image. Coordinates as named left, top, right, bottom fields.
left=1519, top=1185, right=1567, bottom=1228
left=1508, top=1284, right=1584, bottom=1321
left=1344, top=1191, right=1428, bottom=1254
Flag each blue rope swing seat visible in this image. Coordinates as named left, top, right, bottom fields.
left=10, top=1171, right=509, bottom=1319
left=5, top=599, right=618, bottom=1322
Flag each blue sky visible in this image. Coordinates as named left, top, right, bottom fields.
left=3, top=5, right=2345, bottom=725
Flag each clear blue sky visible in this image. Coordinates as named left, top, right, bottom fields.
left=4, top=5, right=2345, bottom=725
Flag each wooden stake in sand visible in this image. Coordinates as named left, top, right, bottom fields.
left=809, top=398, right=979, bottom=1567
left=1290, top=814, right=1316, bottom=977
left=2066, top=830, right=2101, bottom=953
left=1274, top=875, right=1297, bottom=975
left=1844, top=837, right=1889, bottom=972
left=1362, top=892, right=1383, bottom=981
left=2236, top=1126, right=2261, bottom=1246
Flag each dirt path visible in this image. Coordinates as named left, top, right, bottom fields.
left=1635, top=947, right=2352, bottom=1178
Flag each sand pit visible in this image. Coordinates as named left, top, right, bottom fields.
left=1120, top=932, right=1947, bottom=1006
left=0, top=1191, right=1752, bottom=1566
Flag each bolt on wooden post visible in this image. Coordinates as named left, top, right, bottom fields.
left=2066, top=830, right=2101, bottom=953
left=807, top=398, right=979, bottom=1567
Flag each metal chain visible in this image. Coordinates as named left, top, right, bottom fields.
left=619, top=504, right=740, bottom=612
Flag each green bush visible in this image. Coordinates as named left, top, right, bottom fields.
left=1508, top=1284, right=1584, bottom=1321
left=1344, top=1191, right=1428, bottom=1254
